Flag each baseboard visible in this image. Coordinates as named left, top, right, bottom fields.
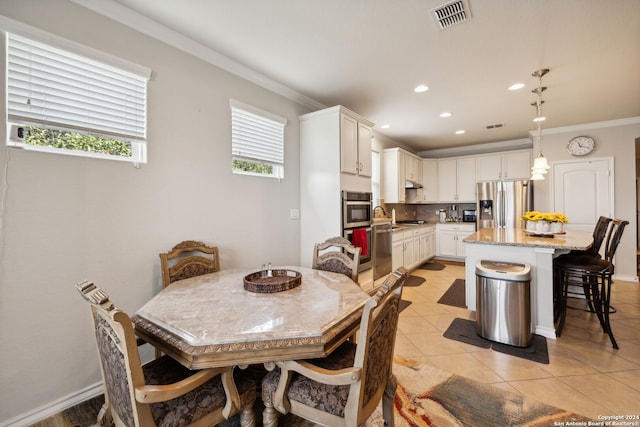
left=614, top=273, right=639, bottom=283
left=0, top=382, right=103, bottom=427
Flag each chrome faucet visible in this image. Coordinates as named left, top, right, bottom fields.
left=373, top=205, right=387, bottom=217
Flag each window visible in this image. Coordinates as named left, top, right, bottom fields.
left=6, top=33, right=150, bottom=164
left=230, top=99, right=287, bottom=179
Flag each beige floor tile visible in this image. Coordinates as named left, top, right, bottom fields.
left=397, top=315, right=440, bottom=335
left=405, top=331, right=469, bottom=356
left=559, top=373, right=640, bottom=414
left=469, top=350, right=554, bottom=381
left=394, top=334, right=424, bottom=358
left=426, top=352, right=505, bottom=383
left=606, top=369, right=640, bottom=392
left=508, top=377, right=611, bottom=419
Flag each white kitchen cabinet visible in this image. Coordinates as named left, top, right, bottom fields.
left=340, top=113, right=373, bottom=177
left=436, top=223, right=475, bottom=259
left=420, top=159, right=438, bottom=203
left=405, top=153, right=422, bottom=183
left=392, top=226, right=435, bottom=269
left=392, top=229, right=406, bottom=271
left=299, top=105, right=374, bottom=267
left=382, top=148, right=406, bottom=203
left=476, top=150, right=532, bottom=181
left=437, top=157, right=476, bottom=202
left=383, top=148, right=424, bottom=204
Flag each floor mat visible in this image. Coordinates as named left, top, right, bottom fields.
left=437, top=278, right=466, bottom=308
left=443, top=318, right=549, bottom=364
left=404, top=275, right=426, bottom=287
left=418, top=261, right=446, bottom=270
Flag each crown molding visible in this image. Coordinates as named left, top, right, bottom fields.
left=531, top=116, right=640, bottom=136
left=418, top=138, right=532, bottom=158
left=69, top=0, right=325, bottom=111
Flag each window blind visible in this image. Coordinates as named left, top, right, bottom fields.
left=230, top=100, right=286, bottom=167
left=7, top=33, right=148, bottom=142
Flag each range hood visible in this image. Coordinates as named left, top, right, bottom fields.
left=405, top=180, right=423, bottom=189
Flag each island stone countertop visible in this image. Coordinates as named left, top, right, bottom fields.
left=463, top=227, right=593, bottom=251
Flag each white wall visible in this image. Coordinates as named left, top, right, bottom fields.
left=0, top=0, right=312, bottom=422
left=533, top=119, right=640, bottom=281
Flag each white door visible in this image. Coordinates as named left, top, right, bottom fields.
left=552, top=158, right=614, bottom=232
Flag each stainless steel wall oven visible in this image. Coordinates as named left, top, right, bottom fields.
left=342, top=191, right=373, bottom=272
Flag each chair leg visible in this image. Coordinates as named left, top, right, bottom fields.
left=382, top=375, right=397, bottom=427
left=262, top=393, right=279, bottom=427
left=555, top=270, right=569, bottom=337
left=602, top=275, right=618, bottom=349
left=240, top=402, right=256, bottom=427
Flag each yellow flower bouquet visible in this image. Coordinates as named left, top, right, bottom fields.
left=521, top=211, right=568, bottom=233
left=521, top=211, right=568, bottom=223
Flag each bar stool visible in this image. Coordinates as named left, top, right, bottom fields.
left=553, top=216, right=611, bottom=321
left=555, top=219, right=628, bottom=349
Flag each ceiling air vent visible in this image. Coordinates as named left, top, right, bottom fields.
left=486, top=123, right=504, bottom=130
left=430, top=0, right=471, bottom=30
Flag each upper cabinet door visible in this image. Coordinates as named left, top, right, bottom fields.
left=502, top=151, right=531, bottom=180
left=357, top=122, right=372, bottom=177
left=340, top=114, right=358, bottom=175
left=476, top=154, right=502, bottom=181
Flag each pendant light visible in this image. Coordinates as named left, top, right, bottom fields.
left=530, top=68, right=550, bottom=180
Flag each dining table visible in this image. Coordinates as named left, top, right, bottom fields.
left=133, top=266, right=371, bottom=370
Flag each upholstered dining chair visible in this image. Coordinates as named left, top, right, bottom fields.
left=160, top=240, right=220, bottom=287
left=76, top=280, right=256, bottom=427
left=312, top=236, right=361, bottom=283
left=261, top=267, right=408, bottom=427
left=555, top=219, right=629, bottom=349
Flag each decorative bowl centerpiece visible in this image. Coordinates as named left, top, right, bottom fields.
left=243, top=269, right=302, bottom=293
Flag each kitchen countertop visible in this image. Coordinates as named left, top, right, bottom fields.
left=463, top=227, right=593, bottom=250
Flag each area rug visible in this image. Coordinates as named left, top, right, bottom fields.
left=363, top=357, right=592, bottom=427
left=443, top=318, right=550, bottom=364
left=404, top=275, right=426, bottom=287
left=437, top=278, right=466, bottom=308
left=418, top=261, right=446, bottom=270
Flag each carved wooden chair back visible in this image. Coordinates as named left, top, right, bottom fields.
left=262, top=267, right=408, bottom=427
left=76, top=281, right=256, bottom=427
left=160, top=240, right=220, bottom=287
left=312, top=236, right=361, bottom=282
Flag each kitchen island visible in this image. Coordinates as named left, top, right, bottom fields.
left=463, top=227, right=593, bottom=339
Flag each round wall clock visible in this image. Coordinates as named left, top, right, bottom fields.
left=567, top=136, right=595, bottom=156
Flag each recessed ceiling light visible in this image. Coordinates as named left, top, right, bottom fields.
left=414, top=84, right=429, bottom=93
left=509, top=83, right=525, bottom=91
left=380, top=124, right=390, bottom=129
left=440, top=112, right=452, bottom=118
left=455, top=130, right=465, bottom=134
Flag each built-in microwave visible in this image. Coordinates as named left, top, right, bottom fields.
left=342, top=191, right=372, bottom=229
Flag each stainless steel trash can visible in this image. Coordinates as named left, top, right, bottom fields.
left=476, top=260, right=532, bottom=347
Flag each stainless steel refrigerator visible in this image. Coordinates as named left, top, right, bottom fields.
left=477, top=180, right=533, bottom=229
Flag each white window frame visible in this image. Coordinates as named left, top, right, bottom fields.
left=230, top=99, right=287, bottom=180
left=3, top=23, right=151, bottom=166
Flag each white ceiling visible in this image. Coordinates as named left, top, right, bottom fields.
left=77, top=0, right=640, bottom=154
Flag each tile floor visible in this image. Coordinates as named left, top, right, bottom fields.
left=394, top=262, right=640, bottom=420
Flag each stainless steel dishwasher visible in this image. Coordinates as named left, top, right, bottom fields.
left=372, top=223, right=392, bottom=280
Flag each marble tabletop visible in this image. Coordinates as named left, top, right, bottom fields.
left=463, top=227, right=593, bottom=251
left=134, top=266, right=370, bottom=369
